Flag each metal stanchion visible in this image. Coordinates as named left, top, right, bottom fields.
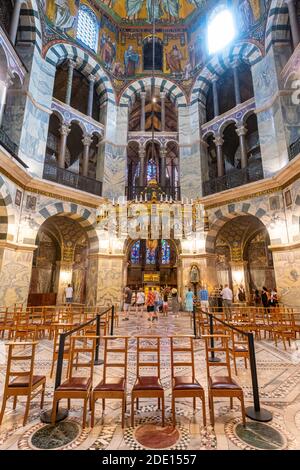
left=40, top=333, right=68, bottom=424
left=94, top=312, right=104, bottom=366
left=208, top=313, right=221, bottom=363
left=110, top=305, right=115, bottom=336
left=193, top=305, right=201, bottom=339
left=245, top=333, right=273, bottom=422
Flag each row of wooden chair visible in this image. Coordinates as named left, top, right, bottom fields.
left=0, top=334, right=246, bottom=430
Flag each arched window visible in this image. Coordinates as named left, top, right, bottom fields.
left=147, top=159, right=157, bottom=182
left=130, top=241, right=141, bottom=265
left=76, top=5, right=99, bottom=52
left=207, top=7, right=235, bottom=54
left=161, top=240, right=171, bottom=265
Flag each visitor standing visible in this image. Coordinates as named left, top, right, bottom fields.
left=185, top=287, right=194, bottom=314
left=171, top=288, right=179, bottom=317
left=122, top=286, right=132, bottom=321
left=146, top=287, right=155, bottom=322
left=65, top=284, right=73, bottom=304
left=136, top=288, right=145, bottom=316
left=153, top=288, right=161, bottom=321
left=163, top=290, right=169, bottom=316
left=221, top=284, right=233, bottom=321
left=270, top=288, right=278, bottom=307
left=261, top=286, right=270, bottom=310
left=238, top=285, right=246, bottom=303
left=254, top=289, right=261, bottom=306
left=198, top=285, right=209, bottom=311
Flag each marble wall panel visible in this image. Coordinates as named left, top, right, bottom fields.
left=0, top=248, right=33, bottom=307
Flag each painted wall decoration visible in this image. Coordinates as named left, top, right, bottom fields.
left=46, top=0, right=79, bottom=32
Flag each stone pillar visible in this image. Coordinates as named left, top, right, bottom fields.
left=270, top=244, right=300, bottom=307
left=214, top=135, right=224, bottom=177
left=0, top=243, right=35, bottom=308
left=82, top=134, right=93, bottom=177
left=0, top=74, right=13, bottom=128
left=9, top=0, right=22, bottom=45
left=87, top=75, right=96, bottom=117
left=160, top=147, right=167, bottom=187
left=58, top=123, right=71, bottom=169
left=236, top=126, right=248, bottom=169
left=160, top=92, right=166, bottom=131
left=139, top=146, right=146, bottom=187
left=212, top=79, right=219, bottom=118
left=94, top=254, right=124, bottom=307
left=233, top=63, right=241, bottom=106
left=286, top=0, right=300, bottom=49
left=65, top=60, right=76, bottom=106
left=140, top=92, right=146, bottom=131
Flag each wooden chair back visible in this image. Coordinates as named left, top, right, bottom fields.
left=102, top=336, right=129, bottom=382
left=136, top=336, right=161, bottom=379
left=68, top=335, right=98, bottom=382
left=3, top=341, right=38, bottom=391
left=203, top=334, right=232, bottom=380
left=170, top=335, right=195, bottom=381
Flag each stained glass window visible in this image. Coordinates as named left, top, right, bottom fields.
left=130, top=241, right=141, bottom=265
left=76, top=5, right=99, bottom=52
left=146, top=247, right=156, bottom=265
left=161, top=240, right=171, bottom=265
left=147, top=159, right=157, bottom=182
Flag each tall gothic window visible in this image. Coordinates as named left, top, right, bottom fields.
left=76, top=5, right=99, bottom=52
left=130, top=241, right=141, bottom=265
left=161, top=240, right=171, bottom=265
left=208, top=7, right=235, bottom=54
left=147, top=159, right=157, bottom=182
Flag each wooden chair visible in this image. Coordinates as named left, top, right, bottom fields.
left=13, top=310, right=37, bottom=342
left=91, top=336, right=128, bottom=428
left=203, top=334, right=246, bottom=427
left=51, top=335, right=97, bottom=428
left=131, top=336, right=165, bottom=427
left=0, top=342, right=46, bottom=426
left=229, top=330, right=249, bottom=375
left=50, top=323, right=73, bottom=378
left=170, top=335, right=206, bottom=427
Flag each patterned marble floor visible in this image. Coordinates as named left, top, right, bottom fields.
left=0, top=311, right=299, bottom=451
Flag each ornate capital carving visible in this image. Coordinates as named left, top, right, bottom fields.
left=160, top=92, right=166, bottom=100
left=140, top=92, right=147, bottom=101
left=82, top=135, right=93, bottom=146
left=60, top=124, right=71, bottom=136
left=236, top=126, right=248, bottom=137
left=213, top=135, right=224, bottom=146
left=88, top=75, right=96, bottom=83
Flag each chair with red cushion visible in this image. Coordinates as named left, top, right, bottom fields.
left=170, top=335, right=206, bottom=427
left=0, top=341, right=46, bottom=426
left=51, top=335, right=97, bottom=428
left=203, top=334, right=246, bottom=427
left=91, top=336, right=128, bottom=428
left=131, top=336, right=164, bottom=427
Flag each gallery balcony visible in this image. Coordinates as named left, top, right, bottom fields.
left=0, top=128, right=28, bottom=168
left=43, top=161, right=102, bottom=196
left=288, top=138, right=300, bottom=162
left=202, top=162, right=264, bottom=197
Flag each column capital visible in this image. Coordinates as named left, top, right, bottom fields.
left=213, top=135, right=224, bottom=146
left=160, top=92, right=166, bottom=100
left=139, top=148, right=146, bottom=158
left=60, top=123, right=71, bottom=136
left=82, top=134, right=93, bottom=146
left=231, top=60, right=239, bottom=69
left=236, top=126, right=247, bottom=137
left=140, top=92, right=147, bottom=100
left=68, top=59, right=78, bottom=69
left=212, top=77, right=218, bottom=84
left=88, top=74, right=96, bottom=83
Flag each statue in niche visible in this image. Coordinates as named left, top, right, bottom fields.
left=190, top=265, right=200, bottom=284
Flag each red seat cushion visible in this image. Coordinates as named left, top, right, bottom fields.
left=56, top=377, right=91, bottom=391
left=173, top=376, right=203, bottom=391
left=133, top=376, right=163, bottom=391
left=9, top=375, right=45, bottom=388
left=209, top=376, right=242, bottom=390
left=94, top=377, right=125, bottom=392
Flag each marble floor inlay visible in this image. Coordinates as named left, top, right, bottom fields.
left=0, top=311, right=299, bottom=450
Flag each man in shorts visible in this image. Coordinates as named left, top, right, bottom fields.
left=122, top=286, right=132, bottom=321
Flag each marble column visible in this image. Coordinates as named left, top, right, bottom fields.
left=160, top=92, right=166, bottom=131
left=87, top=75, right=96, bottom=117
left=58, top=123, right=71, bottom=169
left=65, top=60, right=76, bottom=106
left=140, top=92, right=146, bottom=131
left=286, top=0, right=300, bottom=49
left=139, top=146, right=146, bottom=187
left=214, top=135, right=224, bottom=177
left=236, top=126, right=248, bottom=169
left=9, top=0, right=22, bottom=45
left=212, top=79, right=219, bottom=118
left=0, top=74, right=13, bottom=128
left=233, top=63, right=241, bottom=106
left=160, top=147, right=167, bottom=187
left=82, top=134, right=93, bottom=177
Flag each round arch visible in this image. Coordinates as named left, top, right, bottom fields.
left=265, top=0, right=290, bottom=53
left=119, top=77, right=187, bottom=109
left=44, top=42, right=116, bottom=107
left=0, top=175, right=15, bottom=242
left=18, top=0, right=43, bottom=53
left=34, top=202, right=100, bottom=253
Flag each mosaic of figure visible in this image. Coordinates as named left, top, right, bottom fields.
left=166, top=45, right=183, bottom=74
left=126, top=0, right=179, bottom=22
left=124, top=45, right=140, bottom=76
left=53, top=0, right=77, bottom=30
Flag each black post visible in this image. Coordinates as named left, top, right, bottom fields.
left=110, top=305, right=115, bottom=336
left=208, top=313, right=221, bottom=363
left=94, top=312, right=104, bottom=366
left=40, top=333, right=68, bottom=424
left=245, top=332, right=273, bottom=422
left=193, top=305, right=198, bottom=339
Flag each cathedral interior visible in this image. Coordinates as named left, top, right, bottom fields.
left=0, top=0, right=300, bottom=454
